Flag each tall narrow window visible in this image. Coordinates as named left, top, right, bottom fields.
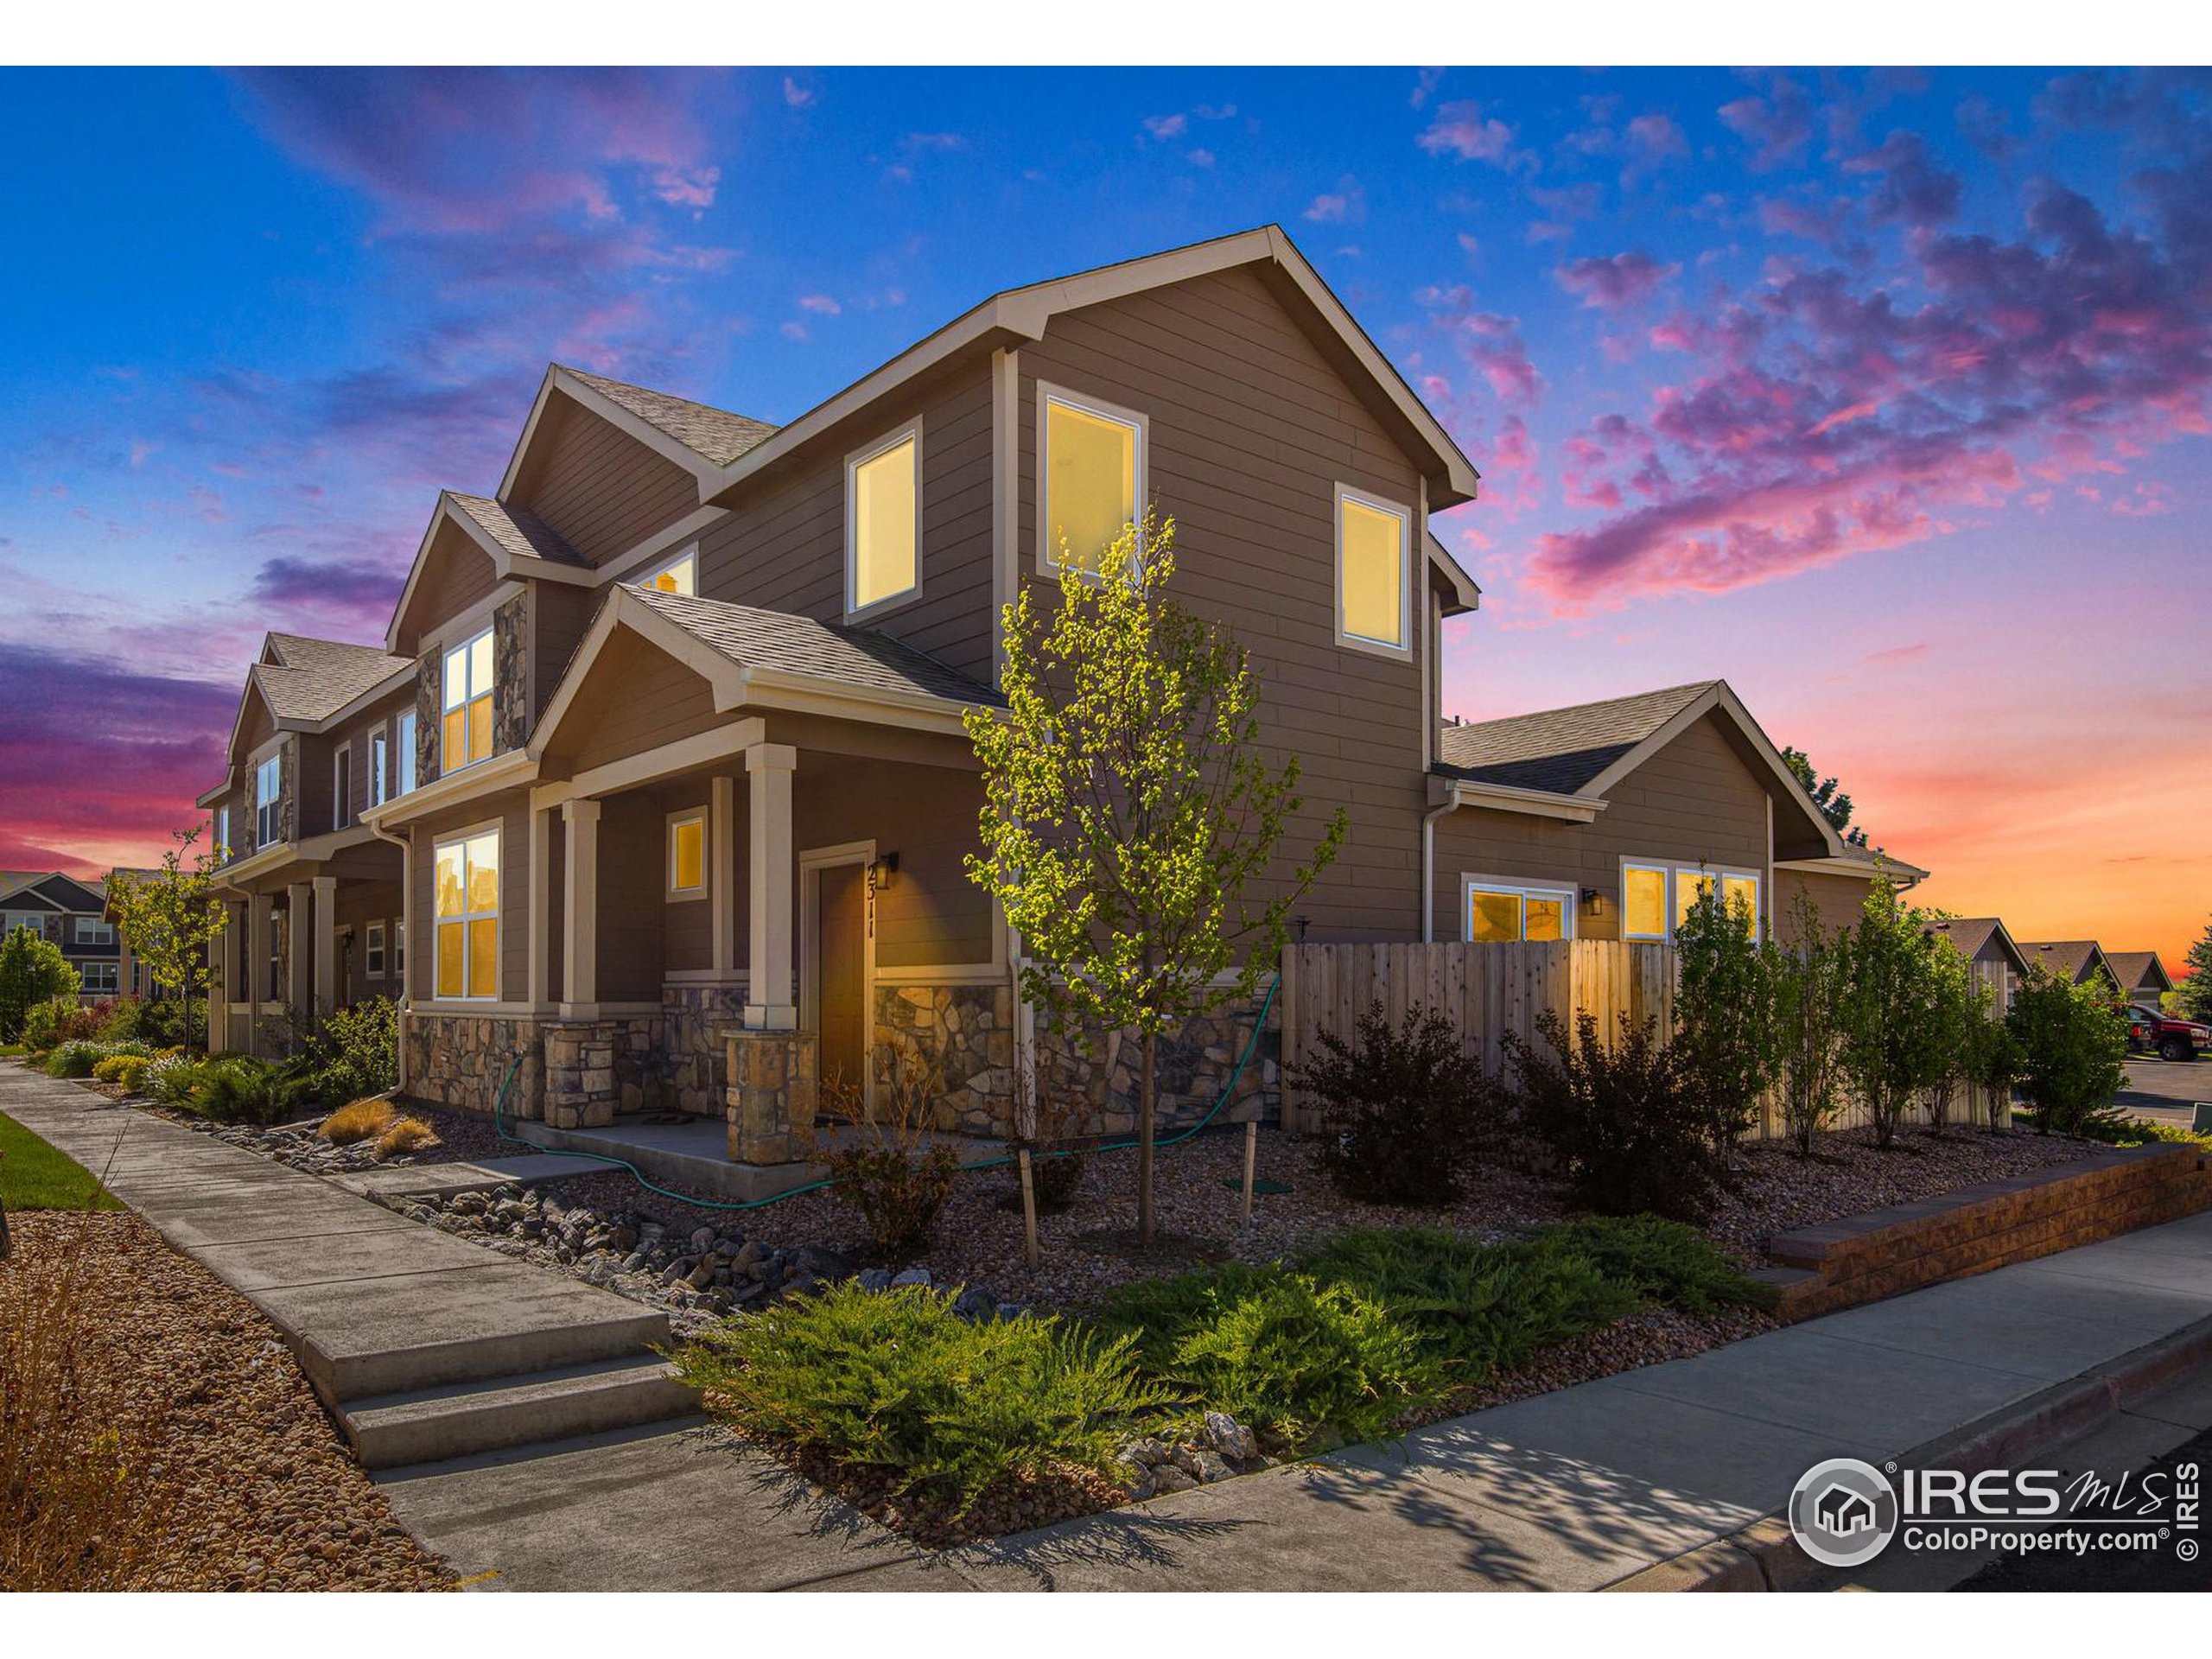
left=334, top=745, right=353, bottom=831
left=397, top=711, right=417, bottom=795
left=393, top=912, right=406, bottom=982
left=667, top=810, right=706, bottom=900
left=213, top=805, right=231, bottom=860
left=442, top=629, right=494, bottom=772
left=847, top=423, right=921, bottom=615
left=255, top=753, right=283, bottom=848
left=641, top=549, right=696, bottom=595
left=1623, top=863, right=1670, bottom=940
left=365, top=921, right=387, bottom=977
left=1336, top=486, right=1410, bottom=653
left=433, top=830, right=500, bottom=1001
left=1040, top=388, right=1142, bottom=572
left=1721, top=873, right=1761, bottom=937
left=370, top=731, right=389, bottom=808
left=1675, top=869, right=1717, bottom=932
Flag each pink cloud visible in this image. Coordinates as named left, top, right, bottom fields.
left=1555, top=251, right=1679, bottom=309
left=1417, top=101, right=1533, bottom=172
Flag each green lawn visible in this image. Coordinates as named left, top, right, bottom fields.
left=0, top=1111, right=122, bottom=1211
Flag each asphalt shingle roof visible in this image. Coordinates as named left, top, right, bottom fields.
left=2015, top=940, right=2108, bottom=983
left=2102, top=950, right=2170, bottom=992
left=563, top=367, right=779, bottom=467
left=1928, top=917, right=2005, bottom=961
left=1435, top=682, right=1717, bottom=794
left=448, top=493, right=586, bottom=568
left=255, top=634, right=414, bottom=723
left=630, top=587, right=1001, bottom=709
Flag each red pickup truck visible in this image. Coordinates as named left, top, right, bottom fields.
left=2126, top=1004, right=2212, bottom=1062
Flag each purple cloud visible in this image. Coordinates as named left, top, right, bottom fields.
left=1555, top=251, right=1678, bottom=309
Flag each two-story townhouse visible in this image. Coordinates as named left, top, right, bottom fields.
left=0, top=871, right=122, bottom=998
left=200, top=632, right=418, bottom=1051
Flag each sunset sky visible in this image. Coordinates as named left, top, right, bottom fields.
left=1, top=67, right=2205, bottom=969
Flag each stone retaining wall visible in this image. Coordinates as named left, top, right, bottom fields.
left=1761, top=1142, right=2212, bottom=1320
left=403, top=1012, right=544, bottom=1119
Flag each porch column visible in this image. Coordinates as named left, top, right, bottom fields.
left=562, top=798, right=601, bottom=1011
left=743, top=742, right=798, bottom=1029
left=245, top=892, right=272, bottom=1054
left=527, top=804, right=553, bottom=1007
left=284, top=881, right=313, bottom=1016
left=311, top=874, right=338, bottom=1018
left=711, top=773, right=737, bottom=979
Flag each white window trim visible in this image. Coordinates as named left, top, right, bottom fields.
left=253, top=747, right=285, bottom=850
left=393, top=912, right=407, bottom=977
left=370, top=729, right=389, bottom=808
left=441, top=626, right=494, bottom=775
left=1621, top=860, right=1673, bottom=941
left=396, top=711, right=418, bottom=796
left=1036, top=381, right=1148, bottom=576
left=333, top=741, right=353, bottom=832
left=1619, top=859, right=1764, bottom=943
left=1460, top=873, right=1579, bottom=943
left=1333, top=482, right=1414, bottom=659
left=213, top=804, right=231, bottom=860
left=432, top=822, right=503, bottom=1002
left=365, top=921, right=387, bottom=977
left=75, top=916, right=115, bottom=946
left=638, top=544, right=699, bottom=596
left=666, top=809, right=708, bottom=902
left=842, top=416, right=925, bottom=623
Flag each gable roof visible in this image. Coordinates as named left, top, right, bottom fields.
left=1437, top=683, right=1715, bottom=794
left=2101, top=950, right=2173, bottom=996
left=447, top=493, right=588, bottom=569
left=1927, top=917, right=2031, bottom=976
left=252, top=633, right=415, bottom=724
left=559, top=368, right=779, bottom=468
left=2015, top=939, right=2117, bottom=987
left=0, top=871, right=106, bottom=912
left=701, top=224, right=1482, bottom=515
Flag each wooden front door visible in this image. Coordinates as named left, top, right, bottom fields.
left=816, top=861, right=867, bottom=1102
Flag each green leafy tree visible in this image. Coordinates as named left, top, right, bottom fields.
left=2180, top=916, right=2212, bottom=1022
left=1771, top=892, right=1850, bottom=1155
left=1672, top=881, right=1779, bottom=1146
left=106, top=824, right=231, bottom=1055
left=1917, top=942, right=1980, bottom=1133
left=1835, top=880, right=1950, bottom=1148
left=965, top=513, right=1345, bottom=1245
left=2006, top=965, right=2129, bottom=1135
left=1964, top=995, right=2023, bottom=1131
left=0, top=927, right=79, bottom=1042
left=1781, top=745, right=1869, bottom=849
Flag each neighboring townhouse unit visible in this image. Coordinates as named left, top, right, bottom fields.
left=2103, top=950, right=2176, bottom=1007
left=0, top=870, right=123, bottom=998
left=199, top=632, right=418, bottom=1051
left=2015, top=938, right=2125, bottom=998
left=1428, top=682, right=1925, bottom=950
left=1927, top=916, right=2031, bottom=1011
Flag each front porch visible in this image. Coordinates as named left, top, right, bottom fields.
left=212, top=831, right=406, bottom=1054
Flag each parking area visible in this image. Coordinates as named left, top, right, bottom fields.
left=2116, top=1057, right=2212, bottom=1127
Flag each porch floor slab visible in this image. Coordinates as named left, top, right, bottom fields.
left=330, top=1152, right=626, bottom=1202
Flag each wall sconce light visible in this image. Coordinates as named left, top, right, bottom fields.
left=868, top=851, right=899, bottom=889
left=1580, top=887, right=1604, bottom=915
left=1294, top=914, right=1312, bottom=944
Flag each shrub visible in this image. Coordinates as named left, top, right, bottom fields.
left=1289, top=1001, right=1498, bottom=1205
left=321, top=998, right=400, bottom=1097
left=140, top=1052, right=203, bottom=1105
left=126, top=996, right=204, bottom=1053
left=1090, top=1265, right=1442, bottom=1448
left=90, top=1055, right=131, bottom=1084
left=19, top=996, right=78, bottom=1055
left=42, top=1041, right=106, bottom=1080
left=1535, top=1216, right=1770, bottom=1316
left=2006, top=967, right=2130, bottom=1137
left=673, top=1283, right=1164, bottom=1516
left=825, top=1034, right=960, bottom=1259
left=1505, top=1009, right=1731, bottom=1222
left=373, top=1116, right=440, bottom=1160
left=1673, top=884, right=1780, bottom=1146
left=0, top=930, right=79, bottom=1042
left=1007, top=1037, right=1087, bottom=1211
left=178, top=1057, right=281, bottom=1126
left=108, top=1056, right=152, bottom=1095
left=1772, top=893, right=1850, bottom=1154
left=1300, top=1227, right=1636, bottom=1378
left=318, top=1097, right=396, bottom=1146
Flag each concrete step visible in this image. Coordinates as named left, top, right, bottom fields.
left=342, top=1354, right=702, bottom=1470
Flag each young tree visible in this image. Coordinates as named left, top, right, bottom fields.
left=1672, top=881, right=1779, bottom=1146
left=2006, top=965, right=2130, bottom=1135
left=0, top=927, right=79, bottom=1042
left=1963, top=994, right=2023, bottom=1132
left=106, top=824, right=231, bottom=1055
left=1917, top=942, right=1978, bottom=1133
left=1835, top=880, right=1949, bottom=1148
left=1771, top=892, right=1849, bottom=1156
left=1780, top=746, right=1869, bottom=848
left=965, top=513, right=1345, bottom=1245
left=2179, top=915, right=2212, bottom=1023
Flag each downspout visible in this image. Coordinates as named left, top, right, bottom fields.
left=1421, top=785, right=1457, bottom=944
left=365, top=814, right=413, bottom=1094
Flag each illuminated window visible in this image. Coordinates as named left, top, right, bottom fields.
left=1464, top=877, right=1576, bottom=943
left=1040, top=387, right=1142, bottom=572
left=1336, top=486, right=1410, bottom=653
left=1675, top=870, right=1717, bottom=933
left=847, top=423, right=921, bottom=615
left=433, top=830, right=500, bottom=1001
left=255, top=753, right=283, bottom=849
left=1623, top=864, right=1670, bottom=940
left=667, top=810, right=706, bottom=900
left=1721, top=874, right=1761, bottom=933
left=641, top=548, right=696, bottom=596
left=441, top=630, right=495, bottom=772
left=213, top=805, right=231, bottom=861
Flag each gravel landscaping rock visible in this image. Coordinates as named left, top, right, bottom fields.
left=1, top=1211, right=450, bottom=1592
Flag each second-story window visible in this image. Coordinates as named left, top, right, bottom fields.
left=442, top=629, right=494, bottom=772
left=396, top=711, right=417, bottom=795
left=213, top=804, right=231, bottom=861
left=254, top=753, right=283, bottom=848
left=1335, top=486, right=1410, bottom=655
left=333, top=745, right=353, bottom=831
left=641, top=548, right=696, bottom=596
left=370, top=731, right=389, bottom=809
left=75, top=916, right=113, bottom=946
left=846, top=421, right=920, bottom=616
left=1040, top=386, right=1143, bottom=573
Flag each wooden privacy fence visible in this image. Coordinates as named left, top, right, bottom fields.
left=1275, top=941, right=2012, bottom=1141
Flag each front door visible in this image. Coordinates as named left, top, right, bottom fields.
left=816, top=861, right=867, bottom=1103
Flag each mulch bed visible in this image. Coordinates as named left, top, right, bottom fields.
left=0, top=1211, right=451, bottom=1592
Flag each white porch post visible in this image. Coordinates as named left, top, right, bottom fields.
left=245, top=891, right=271, bottom=1055
left=528, top=804, right=554, bottom=1007
left=743, top=742, right=798, bottom=1029
left=711, top=773, right=737, bottom=980
left=562, top=798, right=601, bottom=1012
left=284, top=880, right=314, bottom=1016
left=311, top=874, right=338, bottom=1017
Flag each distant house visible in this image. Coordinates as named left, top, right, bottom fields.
left=2014, top=939, right=2123, bottom=998
left=1927, top=916, right=2031, bottom=1010
left=0, top=871, right=122, bottom=999
left=2103, top=950, right=2175, bottom=1007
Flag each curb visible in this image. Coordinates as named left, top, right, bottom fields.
left=1606, top=1312, right=2212, bottom=1592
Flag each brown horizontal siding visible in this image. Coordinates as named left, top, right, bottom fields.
left=508, top=391, right=701, bottom=567
left=1774, top=868, right=1878, bottom=947
left=557, top=632, right=726, bottom=776
left=396, top=519, right=499, bottom=658
left=532, top=582, right=601, bottom=728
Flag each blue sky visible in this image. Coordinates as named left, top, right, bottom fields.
left=2, top=67, right=2207, bottom=959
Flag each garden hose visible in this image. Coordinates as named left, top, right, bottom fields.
left=486, top=974, right=1281, bottom=1213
